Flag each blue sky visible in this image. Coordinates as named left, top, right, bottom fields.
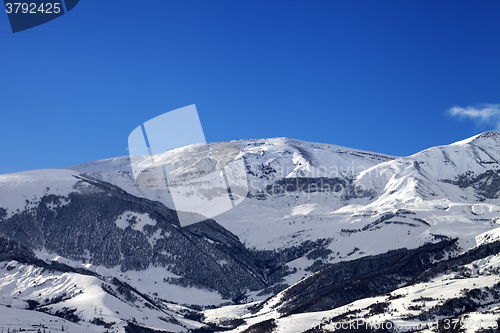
left=1, top=0, right=499, bottom=174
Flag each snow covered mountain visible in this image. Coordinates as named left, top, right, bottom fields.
left=1, top=132, right=500, bottom=332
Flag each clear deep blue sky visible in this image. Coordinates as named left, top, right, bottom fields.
left=1, top=1, right=499, bottom=174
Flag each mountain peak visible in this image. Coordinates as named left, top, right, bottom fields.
left=474, top=131, right=500, bottom=140
left=451, top=131, right=500, bottom=146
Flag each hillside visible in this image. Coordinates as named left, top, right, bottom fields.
left=0, top=132, right=499, bottom=332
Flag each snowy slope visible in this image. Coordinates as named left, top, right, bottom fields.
left=0, top=169, right=81, bottom=219
left=208, top=133, right=500, bottom=291
left=1, top=132, right=500, bottom=332
left=201, top=227, right=500, bottom=333
left=0, top=259, right=202, bottom=333
left=64, top=137, right=395, bottom=212
left=3, top=134, right=500, bottom=293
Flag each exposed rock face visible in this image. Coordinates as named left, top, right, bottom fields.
left=442, top=170, right=500, bottom=200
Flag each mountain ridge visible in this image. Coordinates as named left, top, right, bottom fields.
left=1, top=131, right=500, bottom=332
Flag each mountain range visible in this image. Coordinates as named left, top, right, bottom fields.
left=1, top=131, right=500, bottom=333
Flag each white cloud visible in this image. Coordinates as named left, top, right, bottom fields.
left=448, top=104, right=500, bottom=130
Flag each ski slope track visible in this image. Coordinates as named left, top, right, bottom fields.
left=0, top=132, right=500, bottom=332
